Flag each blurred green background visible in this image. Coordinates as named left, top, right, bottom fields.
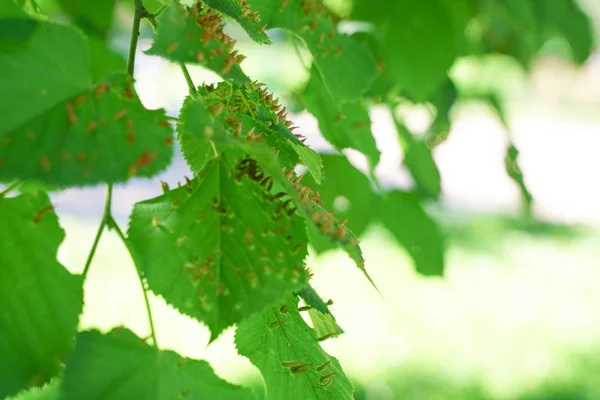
left=16, top=0, right=600, bottom=398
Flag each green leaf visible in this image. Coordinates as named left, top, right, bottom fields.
left=353, top=0, right=471, bottom=100
left=0, top=75, right=174, bottom=186
left=178, top=81, right=323, bottom=183
left=57, top=0, right=116, bottom=38
left=392, top=116, right=441, bottom=199
left=0, top=192, right=83, bottom=398
left=145, top=1, right=248, bottom=82
left=7, top=379, right=60, bottom=400
left=235, top=295, right=353, bottom=399
left=87, top=37, right=127, bottom=83
left=62, top=328, right=255, bottom=400
left=307, top=309, right=344, bottom=341
left=302, top=67, right=380, bottom=170
left=505, top=143, right=533, bottom=217
left=304, top=154, right=377, bottom=254
left=0, top=20, right=92, bottom=132
left=248, top=0, right=377, bottom=101
left=128, top=154, right=309, bottom=340
left=379, top=191, right=446, bottom=276
left=203, top=0, right=271, bottom=44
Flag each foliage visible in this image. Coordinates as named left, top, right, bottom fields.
left=0, top=0, right=593, bottom=398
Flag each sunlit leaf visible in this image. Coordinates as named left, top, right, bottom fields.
left=236, top=295, right=353, bottom=399
left=379, top=190, right=446, bottom=276
left=203, top=0, right=271, bottom=44
left=128, top=154, right=309, bottom=340
left=0, top=75, right=174, bottom=186
left=0, top=192, right=83, bottom=398
left=307, top=309, right=344, bottom=341
left=62, top=329, right=255, bottom=399
left=145, top=0, right=248, bottom=82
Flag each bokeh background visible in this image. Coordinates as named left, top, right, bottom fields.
left=14, top=0, right=600, bottom=398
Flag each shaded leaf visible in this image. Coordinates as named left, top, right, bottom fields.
left=0, top=20, right=92, bottom=132
left=145, top=1, right=248, bottom=82
left=379, top=191, right=445, bottom=276
left=0, top=192, right=83, bottom=398
left=0, top=75, right=174, bottom=186
left=7, top=378, right=60, bottom=400
left=57, top=0, right=116, bottom=38
left=248, top=0, right=377, bottom=101
left=128, top=155, right=309, bottom=340
left=235, top=295, right=353, bottom=399
left=62, top=329, right=255, bottom=400
left=302, top=67, right=380, bottom=170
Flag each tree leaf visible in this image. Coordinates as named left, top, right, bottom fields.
left=0, top=75, right=174, bottom=186
left=203, top=0, right=271, bottom=44
left=128, top=154, right=309, bottom=340
left=0, top=192, right=83, bottom=398
left=235, top=295, right=353, bottom=399
left=61, top=328, right=256, bottom=400
left=177, top=81, right=323, bottom=183
left=379, top=191, right=446, bottom=276
left=392, top=116, right=441, bottom=199
left=7, top=378, right=60, bottom=400
left=145, top=1, right=248, bottom=82
left=307, top=309, right=344, bottom=341
left=248, top=0, right=377, bottom=102
left=0, top=20, right=92, bottom=132
left=353, top=0, right=471, bottom=100
left=57, top=0, right=116, bottom=38
left=302, top=67, right=380, bottom=170
left=304, top=154, right=378, bottom=254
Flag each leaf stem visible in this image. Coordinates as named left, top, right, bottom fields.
left=128, top=0, right=146, bottom=76
left=0, top=180, right=22, bottom=197
left=108, top=216, right=158, bottom=349
left=81, top=185, right=112, bottom=278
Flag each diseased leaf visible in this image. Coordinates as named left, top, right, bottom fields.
left=178, top=81, right=323, bottom=183
left=145, top=1, right=248, bottom=82
left=128, top=154, right=309, bottom=340
left=0, top=20, right=92, bottom=132
left=379, top=190, right=445, bottom=276
left=0, top=75, right=174, bottom=186
left=203, top=0, right=271, bottom=44
left=62, top=329, right=255, bottom=400
left=0, top=192, right=83, bottom=398
left=302, top=67, right=380, bottom=170
left=304, top=154, right=377, bottom=254
left=296, top=284, right=329, bottom=314
left=236, top=296, right=353, bottom=400
left=392, top=115, right=441, bottom=199
left=248, top=0, right=377, bottom=101
left=307, top=309, right=344, bottom=341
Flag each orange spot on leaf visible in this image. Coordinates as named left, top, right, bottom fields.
left=65, top=102, right=78, bottom=125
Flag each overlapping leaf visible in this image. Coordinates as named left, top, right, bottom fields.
left=248, top=0, right=377, bottom=102
left=236, top=296, right=353, bottom=399
left=178, top=81, right=323, bottom=183
left=0, top=192, right=83, bottom=398
left=61, top=329, right=255, bottom=399
left=302, top=67, right=380, bottom=170
left=0, top=75, right=174, bottom=186
left=145, top=0, right=248, bottom=82
left=203, top=0, right=271, bottom=44
left=128, top=153, right=309, bottom=340
left=379, top=191, right=446, bottom=276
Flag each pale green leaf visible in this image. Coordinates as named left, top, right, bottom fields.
left=0, top=192, right=83, bottom=398
left=203, top=0, right=271, bottom=44
left=0, top=75, right=174, bottom=186
left=379, top=191, right=446, bottom=276
left=235, top=296, right=353, bottom=399
left=302, top=68, right=380, bottom=170
left=62, top=329, right=255, bottom=399
left=307, top=309, right=344, bottom=341
left=128, top=154, right=309, bottom=340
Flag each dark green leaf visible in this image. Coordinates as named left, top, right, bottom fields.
left=128, top=155, right=309, bottom=340
left=379, top=190, right=446, bottom=276
left=236, top=296, right=353, bottom=399
left=0, top=192, right=83, bottom=398
left=0, top=75, right=174, bottom=186
left=7, top=379, right=60, bottom=400
left=62, top=329, right=255, bottom=400
left=57, top=0, right=116, bottom=38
